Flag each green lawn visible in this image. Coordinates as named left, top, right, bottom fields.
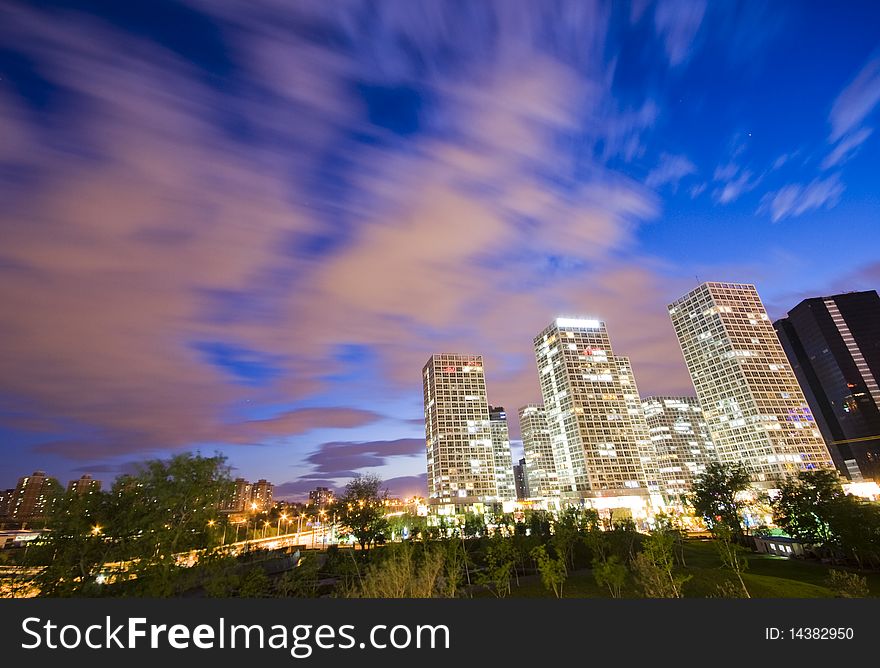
left=485, top=539, right=879, bottom=599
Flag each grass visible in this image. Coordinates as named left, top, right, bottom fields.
left=489, top=539, right=879, bottom=599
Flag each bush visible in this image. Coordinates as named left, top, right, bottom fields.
left=826, top=569, right=869, bottom=598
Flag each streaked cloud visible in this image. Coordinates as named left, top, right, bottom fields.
left=829, top=54, right=880, bottom=141
left=758, top=174, right=844, bottom=222
left=645, top=153, right=697, bottom=190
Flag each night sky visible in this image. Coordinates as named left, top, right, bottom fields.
left=1, top=1, right=878, bottom=499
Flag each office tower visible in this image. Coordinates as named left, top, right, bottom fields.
left=423, top=354, right=496, bottom=513
left=616, top=357, right=664, bottom=505
left=668, top=282, right=833, bottom=485
left=519, top=404, right=560, bottom=503
left=533, top=318, right=651, bottom=512
left=308, top=486, right=335, bottom=508
left=513, top=457, right=529, bottom=500
left=774, top=290, right=880, bottom=481
left=642, top=396, right=717, bottom=500
left=489, top=405, right=517, bottom=503
left=251, top=479, right=274, bottom=511
left=8, top=471, right=60, bottom=522
left=67, top=474, right=102, bottom=495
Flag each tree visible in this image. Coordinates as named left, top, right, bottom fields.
left=34, top=452, right=232, bottom=597
left=630, top=530, right=690, bottom=598
left=477, top=534, right=515, bottom=597
left=346, top=543, right=446, bottom=598
left=530, top=545, right=567, bottom=598
left=32, top=488, right=115, bottom=597
left=825, top=495, right=880, bottom=569
left=461, top=513, right=485, bottom=539
left=552, top=508, right=582, bottom=570
left=712, top=523, right=750, bottom=598
left=593, top=555, right=628, bottom=598
left=335, top=474, right=389, bottom=551
left=772, top=469, right=843, bottom=544
left=690, top=462, right=751, bottom=539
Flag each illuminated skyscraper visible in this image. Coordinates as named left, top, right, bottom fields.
left=489, top=405, right=517, bottom=503
left=668, top=282, right=833, bottom=485
left=641, top=396, right=716, bottom=500
left=533, top=318, right=652, bottom=513
left=616, top=356, right=663, bottom=504
left=518, top=404, right=560, bottom=503
left=423, top=354, right=496, bottom=513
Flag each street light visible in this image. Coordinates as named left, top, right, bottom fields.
left=91, top=525, right=102, bottom=536
left=278, top=513, right=288, bottom=536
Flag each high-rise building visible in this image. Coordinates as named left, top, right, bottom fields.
left=423, top=354, right=497, bottom=513
left=251, top=479, right=274, bottom=511
left=668, top=282, right=833, bottom=485
left=7, top=471, right=60, bottom=523
left=222, top=478, right=253, bottom=513
left=774, top=290, right=880, bottom=481
left=67, top=474, right=102, bottom=495
left=489, top=405, right=516, bottom=503
left=308, top=486, right=335, bottom=508
left=0, top=488, right=13, bottom=518
left=616, top=356, right=663, bottom=505
left=642, top=396, right=717, bottom=500
left=518, top=404, right=559, bottom=502
left=533, top=318, right=651, bottom=513
left=513, top=457, right=529, bottom=500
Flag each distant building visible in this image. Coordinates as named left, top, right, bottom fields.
left=67, top=474, right=102, bottom=495
left=7, top=471, right=61, bottom=523
left=513, top=457, right=529, bottom=500
left=518, top=404, right=559, bottom=502
left=0, top=489, right=13, bottom=518
left=641, top=396, right=717, bottom=500
left=308, top=486, right=334, bottom=508
left=251, top=479, right=274, bottom=511
left=668, top=282, right=833, bottom=486
left=775, top=290, right=880, bottom=481
left=488, top=405, right=517, bottom=503
left=222, top=478, right=253, bottom=513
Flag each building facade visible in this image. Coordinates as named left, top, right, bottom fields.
left=308, top=486, right=335, bottom=508
left=423, top=354, right=497, bottom=513
left=518, top=404, right=559, bottom=502
left=533, top=318, right=651, bottom=513
left=488, top=405, right=517, bottom=503
left=222, top=478, right=253, bottom=513
left=513, top=457, right=529, bottom=500
left=641, top=396, right=717, bottom=500
left=250, top=479, right=274, bottom=511
left=7, top=471, right=60, bottom=523
left=668, top=282, right=833, bottom=485
left=774, top=290, right=880, bottom=481
left=67, top=474, right=102, bottom=495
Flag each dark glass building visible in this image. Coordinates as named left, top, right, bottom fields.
left=774, top=290, right=880, bottom=481
left=513, top=457, right=529, bottom=500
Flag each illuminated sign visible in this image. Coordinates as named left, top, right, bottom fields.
left=556, top=317, right=601, bottom=329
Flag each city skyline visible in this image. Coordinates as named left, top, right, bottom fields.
left=1, top=2, right=880, bottom=498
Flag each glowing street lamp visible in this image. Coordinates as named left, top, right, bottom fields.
left=91, top=525, right=102, bottom=536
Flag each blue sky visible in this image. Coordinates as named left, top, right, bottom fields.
left=0, top=1, right=878, bottom=499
